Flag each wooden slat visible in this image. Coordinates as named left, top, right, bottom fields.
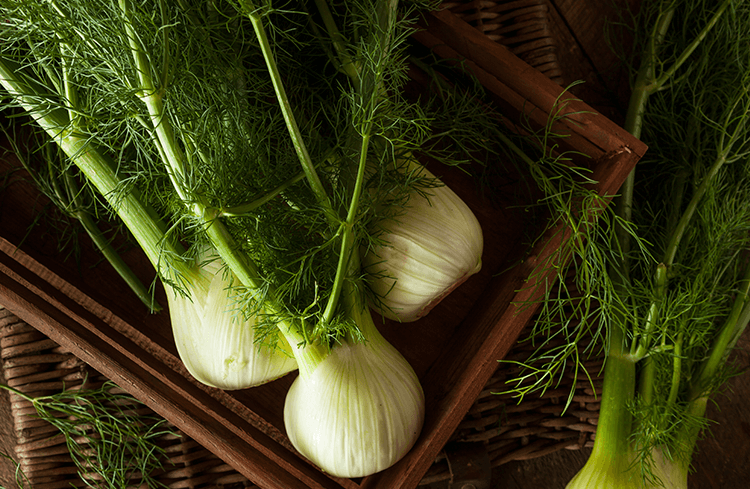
left=413, top=8, right=647, bottom=162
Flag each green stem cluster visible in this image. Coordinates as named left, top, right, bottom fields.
left=235, top=0, right=405, bottom=340
left=119, top=0, right=333, bottom=375
left=241, top=0, right=337, bottom=229
left=571, top=1, right=750, bottom=487
left=0, top=58, right=187, bottom=282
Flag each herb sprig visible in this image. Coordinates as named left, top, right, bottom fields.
left=1, top=381, right=175, bottom=489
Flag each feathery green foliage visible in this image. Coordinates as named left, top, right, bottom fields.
left=500, top=0, right=750, bottom=487
left=1, top=381, right=174, bottom=489
left=0, top=0, right=432, bottom=348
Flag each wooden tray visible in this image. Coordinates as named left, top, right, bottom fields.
left=0, top=8, right=646, bottom=489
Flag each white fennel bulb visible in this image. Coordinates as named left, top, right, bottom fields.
left=363, top=158, right=483, bottom=322
left=283, top=301, right=425, bottom=478
left=167, top=251, right=297, bottom=390
left=566, top=444, right=688, bottom=489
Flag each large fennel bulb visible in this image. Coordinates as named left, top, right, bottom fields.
left=283, top=302, right=425, bottom=478
left=167, top=252, right=297, bottom=390
left=363, top=159, right=483, bottom=322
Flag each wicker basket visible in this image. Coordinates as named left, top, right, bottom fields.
left=442, top=0, right=564, bottom=84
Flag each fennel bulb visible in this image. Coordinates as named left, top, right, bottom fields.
left=566, top=445, right=688, bottom=489
left=167, top=252, right=297, bottom=390
left=566, top=454, right=642, bottom=489
left=284, top=301, right=425, bottom=478
left=363, top=159, right=483, bottom=322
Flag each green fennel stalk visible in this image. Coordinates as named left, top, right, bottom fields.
left=0, top=122, right=162, bottom=312
left=565, top=0, right=750, bottom=487
left=116, top=0, right=329, bottom=371
left=0, top=56, right=189, bottom=283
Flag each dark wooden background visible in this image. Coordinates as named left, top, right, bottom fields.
left=1, top=0, right=749, bottom=488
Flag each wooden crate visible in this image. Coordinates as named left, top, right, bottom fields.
left=0, top=8, right=646, bottom=489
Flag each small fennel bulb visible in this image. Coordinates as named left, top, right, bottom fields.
left=167, top=251, right=297, bottom=390
left=566, top=446, right=687, bottom=489
left=283, top=301, right=425, bottom=478
left=565, top=449, right=642, bottom=489
left=363, top=158, right=483, bottom=322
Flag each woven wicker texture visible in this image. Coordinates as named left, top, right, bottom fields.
left=419, top=335, right=601, bottom=485
left=442, top=0, right=564, bottom=84
left=1, top=307, right=260, bottom=489
left=457, top=340, right=600, bottom=462
left=420, top=332, right=603, bottom=485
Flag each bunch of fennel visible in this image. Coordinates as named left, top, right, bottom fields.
left=504, top=0, right=750, bottom=487
left=0, top=0, right=488, bottom=478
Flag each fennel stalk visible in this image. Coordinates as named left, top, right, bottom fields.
left=564, top=0, right=750, bottom=487
left=488, top=1, right=750, bottom=487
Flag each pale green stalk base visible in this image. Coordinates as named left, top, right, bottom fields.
left=566, top=337, right=641, bottom=489
left=567, top=446, right=689, bottom=489
left=648, top=447, right=689, bottom=489
left=567, top=450, right=641, bottom=489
